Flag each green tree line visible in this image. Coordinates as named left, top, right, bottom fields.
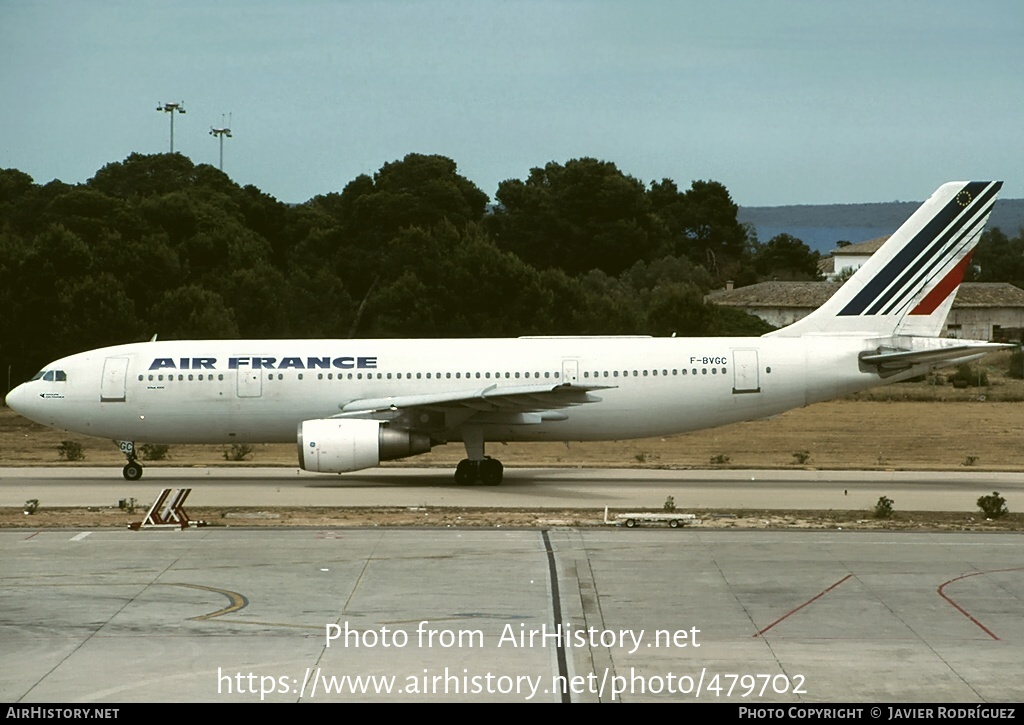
left=19, top=152, right=1019, bottom=386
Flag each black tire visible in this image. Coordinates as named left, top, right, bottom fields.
left=625, top=518, right=636, bottom=528
left=454, top=459, right=477, bottom=485
left=123, top=462, right=143, bottom=481
left=669, top=519, right=680, bottom=529
left=480, top=458, right=503, bottom=486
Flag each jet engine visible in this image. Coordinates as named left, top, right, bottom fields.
left=297, top=418, right=432, bottom=473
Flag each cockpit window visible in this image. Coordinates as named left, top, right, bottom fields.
left=32, top=370, right=67, bottom=382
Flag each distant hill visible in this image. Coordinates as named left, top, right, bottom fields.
left=739, top=198, right=1024, bottom=254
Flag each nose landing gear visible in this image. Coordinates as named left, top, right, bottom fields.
left=118, top=440, right=143, bottom=481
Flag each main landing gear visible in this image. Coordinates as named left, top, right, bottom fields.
left=454, top=457, right=504, bottom=486
left=453, top=426, right=504, bottom=485
left=118, top=440, right=143, bottom=481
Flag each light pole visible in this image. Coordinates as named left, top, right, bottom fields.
left=209, top=114, right=232, bottom=171
left=156, top=102, right=186, bottom=153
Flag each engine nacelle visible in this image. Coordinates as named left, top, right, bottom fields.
left=297, top=418, right=432, bottom=473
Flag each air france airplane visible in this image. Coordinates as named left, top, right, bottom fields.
left=6, top=181, right=1008, bottom=484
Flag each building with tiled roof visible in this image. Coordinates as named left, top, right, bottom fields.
left=828, top=235, right=890, bottom=277
left=707, top=282, right=1024, bottom=341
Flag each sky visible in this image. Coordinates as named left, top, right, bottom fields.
left=2, top=0, right=1022, bottom=207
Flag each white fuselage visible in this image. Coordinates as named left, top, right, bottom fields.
left=6, top=335, right=899, bottom=447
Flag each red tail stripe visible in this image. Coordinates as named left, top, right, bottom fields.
left=909, top=251, right=974, bottom=316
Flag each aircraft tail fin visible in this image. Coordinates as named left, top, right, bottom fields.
left=769, top=181, right=1002, bottom=338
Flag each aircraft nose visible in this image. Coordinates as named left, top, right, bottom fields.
left=5, top=383, right=32, bottom=417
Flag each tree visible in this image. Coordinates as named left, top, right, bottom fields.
left=752, top=233, right=822, bottom=281
left=651, top=179, right=748, bottom=277
left=303, top=154, right=490, bottom=300
left=148, top=285, right=239, bottom=339
left=970, top=227, right=1024, bottom=290
left=489, top=158, right=661, bottom=276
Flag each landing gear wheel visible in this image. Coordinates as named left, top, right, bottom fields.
left=625, top=518, right=637, bottom=528
left=454, top=459, right=479, bottom=485
left=122, top=462, right=143, bottom=481
left=479, top=457, right=503, bottom=486
left=669, top=519, right=680, bottom=529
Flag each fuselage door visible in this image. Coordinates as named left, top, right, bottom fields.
left=236, top=366, right=263, bottom=398
left=100, top=356, right=130, bottom=402
left=561, top=359, right=579, bottom=384
left=732, top=350, right=761, bottom=394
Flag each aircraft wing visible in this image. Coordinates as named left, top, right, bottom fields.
left=334, top=382, right=614, bottom=432
left=339, top=382, right=612, bottom=414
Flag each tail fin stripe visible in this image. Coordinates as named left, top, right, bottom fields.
left=846, top=181, right=997, bottom=316
left=838, top=182, right=997, bottom=316
left=908, top=250, right=975, bottom=315
left=874, top=198, right=996, bottom=316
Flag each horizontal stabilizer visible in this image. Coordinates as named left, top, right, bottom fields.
left=859, top=342, right=1013, bottom=372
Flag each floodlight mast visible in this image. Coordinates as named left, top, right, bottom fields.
left=209, top=114, right=233, bottom=170
left=156, top=102, right=186, bottom=153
